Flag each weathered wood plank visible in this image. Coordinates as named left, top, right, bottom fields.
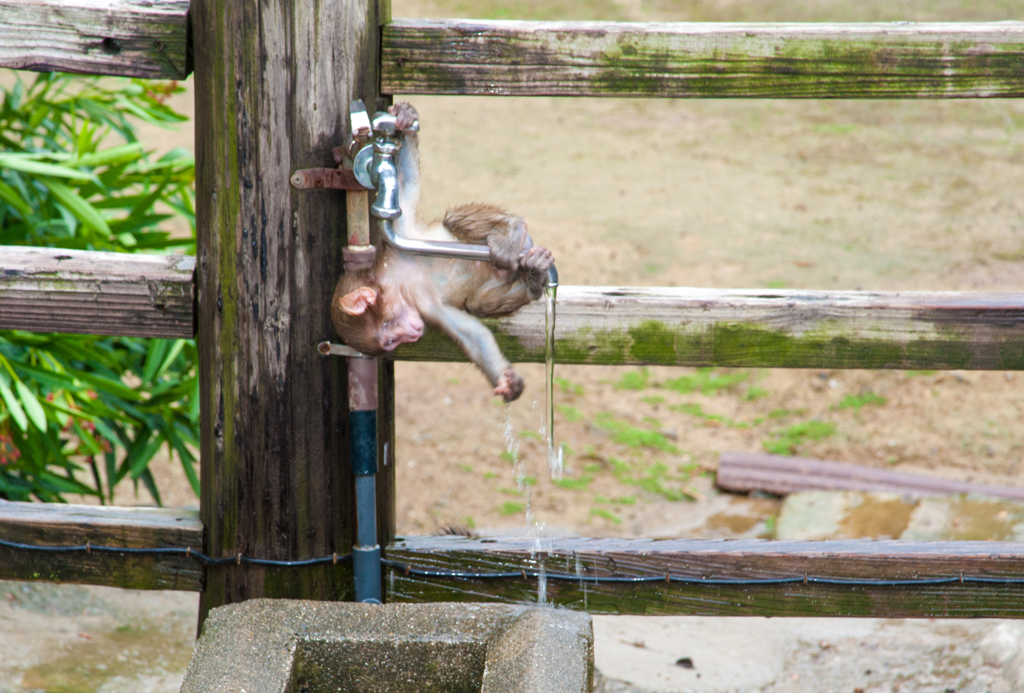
left=718, top=451, right=1024, bottom=500
left=386, top=536, right=1024, bottom=618
left=0, top=0, right=191, bottom=79
left=0, top=500, right=202, bottom=590
left=0, top=246, right=195, bottom=338
left=393, top=286, right=1024, bottom=370
left=193, top=0, right=388, bottom=627
left=383, top=19, right=1024, bottom=98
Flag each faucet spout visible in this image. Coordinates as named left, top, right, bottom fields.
left=370, top=151, right=401, bottom=220
left=363, top=109, right=558, bottom=287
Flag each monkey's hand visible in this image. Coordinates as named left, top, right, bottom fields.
left=389, top=102, right=419, bottom=133
left=520, top=245, right=555, bottom=299
left=494, top=368, right=525, bottom=403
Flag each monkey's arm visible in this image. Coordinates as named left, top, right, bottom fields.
left=465, top=245, right=554, bottom=316
left=421, top=301, right=524, bottom=402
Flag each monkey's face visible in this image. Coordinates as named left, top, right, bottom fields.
left=379, top=301, right=424, bottom=351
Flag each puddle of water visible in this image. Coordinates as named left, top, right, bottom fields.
left=839, top=495, right=917, bottom=539
left=944, top=498, right=1024, bottom=541
left=19, top=621, right=193, bottom=693
left=704, top=497, right=781, bottom=538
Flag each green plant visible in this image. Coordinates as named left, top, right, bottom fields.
left=662, top=368, right=749, bottom=395
left=614, top=368, right=650, bottom=391
left=0, top=72, right=196, bottom=503
left=763, top=420, right=836, bottom=455
left=837, top=391, right=887, bottom=412
left=555, top=405, right=584, bottom=422
left=499, top=501, right=526, bottom=516
left=593, top=413, right=679, bottom=453
left=554, top=376, right=583, bottom=395
left=590, top=507, right=622, bottom=524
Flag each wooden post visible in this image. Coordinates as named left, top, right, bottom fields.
left=192, top=0, right=392, bottom=628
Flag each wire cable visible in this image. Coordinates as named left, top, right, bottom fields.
left=5, top=537, right=1024, bottom=587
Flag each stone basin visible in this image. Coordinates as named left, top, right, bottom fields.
left=180, top=599, right=593, bottom=693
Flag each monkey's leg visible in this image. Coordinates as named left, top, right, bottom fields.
left=391, top=103, right=421, bottom=237
left=443, top=205, right=528, bottom=271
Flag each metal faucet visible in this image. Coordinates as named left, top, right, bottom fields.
left=351, top=105, right=558, bottom=289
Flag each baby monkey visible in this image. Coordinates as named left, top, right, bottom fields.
left=331, top=102, right=555, bottom=402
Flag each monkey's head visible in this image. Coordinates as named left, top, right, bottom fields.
left=332, top=283, right=425, bottom=356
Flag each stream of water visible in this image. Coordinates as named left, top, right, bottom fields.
left=544, top=285, right=564, bottom=480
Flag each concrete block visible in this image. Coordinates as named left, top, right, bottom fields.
left=180, top=600, right=592, bottom=693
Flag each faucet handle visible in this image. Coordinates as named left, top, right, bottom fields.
left=371, top=111, right=398, bottom=137
left=350, top=100, right=372, bottom=139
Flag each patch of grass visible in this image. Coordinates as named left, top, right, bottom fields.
left=498, top=487, right=520, bottom=496
left=555, top=377, right=584, bottom=395
left=905, top=370, right=938, bottom=378
left=763, top=420, right=836, bottom=455
left=743, top=386, right=770, bottom=401
left=766, top=280, right=787, bottom=289
left=483, top=471, right=499, bottom=480
left=613, top=495, right=637, bottom=505
left=463, top=516, right=476, bottom=529
left=554, top=475, right=592, bottom=491
left=607, top=457, right=696, bottom=502
left=499, top=501, right=526, bottom=516
left=641, top=395, right=665, bottom=406
left=836, top=391, right=887, bottom=412
left=590, top=508, right=622, bottom=524
left=594, top=413, right=680, bottom=453
left=668, top=402, right=748, bottom=429
left=522, top=476, right=537, bottom=486
left=458, top=463, right=473, bottom=473
left=556, top=405, right=584, bottom=422
left=662, top=368, right=749, bottom=395
left=520, top=430, right=542, bottom=441
left=499, top=450, right=517, bottom=463
left=615, top=368, right=650, bottom=390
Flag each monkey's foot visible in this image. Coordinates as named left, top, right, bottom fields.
left=522, top=245, right=555, bottom=296
left=389, top=102, right=419, bottom=132
left=494, top=368, right=525, bottom=403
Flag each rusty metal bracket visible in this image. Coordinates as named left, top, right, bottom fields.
left=290, top=167, right=370, bottom=191
left=317, top=341, right=371, bottom=358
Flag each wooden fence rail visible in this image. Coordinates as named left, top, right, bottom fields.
left=383, top=19, right=1024, bottom=99
left=0, top=0, right=191, bottom=79
left=0, top=500, right=202, bottom=590
left=386, top=535, right=1024, bottom=618
left=7, top=9, right=1024, bottom=99
left=398, top=287, right=1024, bottom=370
left=6, top=501, right=1024, bottom=619
left=5, top=258, right=1022, bottom=371
left=0, top=247, right=195, bottom=339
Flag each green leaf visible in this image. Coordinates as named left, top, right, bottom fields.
left=0, top=378, right=28, bottom=432
left=14, top=380, right=47, bottom=432
left=0, top=153, right=95, bottom=181
left=41, top=179, right=111, bottom=235
left=67, top=143, right=143, bottom=169
left=0, top=179, right=34, bottom=219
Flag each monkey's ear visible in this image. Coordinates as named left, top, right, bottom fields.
left=337, top=287, right=378, bottom=316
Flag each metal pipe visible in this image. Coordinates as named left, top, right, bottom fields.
left=378, top=218, right=558, bottom=287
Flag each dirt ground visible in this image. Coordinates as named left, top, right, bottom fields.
left=111, top=0, right=1024, bottom=542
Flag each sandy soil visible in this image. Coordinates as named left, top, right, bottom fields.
left=88, top=0, right=1024, bottom=544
